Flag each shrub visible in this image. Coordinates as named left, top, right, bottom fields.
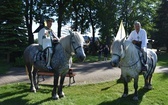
left=13, top=56, right=25, bottom=67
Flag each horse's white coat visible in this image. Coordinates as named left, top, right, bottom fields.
left=24, top=30, right=86, bottom=96
left=111, top=40, right=157, bottom=79
left=120, top=41, right=141, bottom=78
left=111, top=39, right=157, bottom=100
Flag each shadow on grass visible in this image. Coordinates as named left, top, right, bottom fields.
left=0, top=83, right=55, bottom=105
left=0, top=84, right=30, bottom=105
left=98, top=88, right=151, bottom=105
left=101, top=83, right=118, bottom=91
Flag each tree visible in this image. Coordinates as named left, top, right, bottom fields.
left=118, top=0, right=160, bottom=37
left=24, top=0, right=34, bottom=44
left=96, top=0, right=118, bottom=45
left=154, top=0, right=168, bottom=51
left=0, top=0, right=27, bottom=62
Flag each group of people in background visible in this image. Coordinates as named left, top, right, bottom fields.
left=98, top=44, right=109, bottom=61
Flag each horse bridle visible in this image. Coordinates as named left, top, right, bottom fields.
left=71, top=35, right=82, bottom=54
left=112, top=53, right=121, bottom=60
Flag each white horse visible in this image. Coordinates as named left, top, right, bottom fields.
left=24, top=31, right=86, bottom=100
left=110, top=39, right=157, bottom=100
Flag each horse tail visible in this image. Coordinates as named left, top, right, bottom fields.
left=25, top=63, right=35, bottom=79
left=25, top=65, right=29, bottom=76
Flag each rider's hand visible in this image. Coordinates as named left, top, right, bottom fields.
left=53, top=38, right=57, bottom=40
left=132, top=40, right=137, bottom=44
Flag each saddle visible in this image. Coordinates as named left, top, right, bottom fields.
left=34, top=47, right=49, bottom=63
left=34, top=43, right=59, bottom=64
left=134, top=45, right=148, bottom=72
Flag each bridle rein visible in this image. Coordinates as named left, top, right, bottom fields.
left=71, top=35, right=82, bottom=54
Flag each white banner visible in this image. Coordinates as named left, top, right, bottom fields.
left=115, top=21, right=126, bottom=40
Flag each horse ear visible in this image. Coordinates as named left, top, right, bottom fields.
left=121, top=37, right=125, bottom=44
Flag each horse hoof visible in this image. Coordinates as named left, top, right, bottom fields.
left=52, top=94, right=59, bottom=100
left=59, top=92, right=65, bottom=98
left=36, top=86, right=40, bottom=90
left=143, top=85, right=148, bottom=89
left=143, top=85, right=153, bottom=90
left=147, top=85, right=153, bottom=90
left=133, top=96, right=138, bottom=101
left=122, top=94, right=128, bottom=98
left=30, top=88, right=36, bottom=93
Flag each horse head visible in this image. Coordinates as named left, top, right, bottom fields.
left=60, top=30, right=86, bottom=61
left=70, top=31, right=86, bottom=61
left=110, top=38, right=125, bottom=67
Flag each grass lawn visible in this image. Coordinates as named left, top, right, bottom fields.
left=73, top=54, right=111, bottom=63
left=0, top=73, right=168, bottom=105
left=157, top=53, right=168, bottom=66
left=75, top=53, right=168, bottom=66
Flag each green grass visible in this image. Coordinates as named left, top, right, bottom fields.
left=73, top=54, right=111, bottom=63
left=74, top=53, right=168, bottom=66
left=0, top=73, right=168, bottom=105
left=157, top=53, right=168, bottom=66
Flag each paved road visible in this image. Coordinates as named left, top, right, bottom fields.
left=0, top=61, right=168, bottom=86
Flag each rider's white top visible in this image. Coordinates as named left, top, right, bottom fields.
left=127, top=28, right=147, bottom=50
left=38, top=27, right=59, bottom=50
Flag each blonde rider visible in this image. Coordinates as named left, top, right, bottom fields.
left=38, top=18, right=59, bottom=70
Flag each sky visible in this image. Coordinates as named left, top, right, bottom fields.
left=32, top=21, right=99, bottom=39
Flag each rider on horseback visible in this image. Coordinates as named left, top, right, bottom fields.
left=38, top=18, right=59, bottom=70
left=127, top=21, right=148, bottom=72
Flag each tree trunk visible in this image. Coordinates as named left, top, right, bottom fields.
left=25, top=0, right=34, bottom=45
left=88, top=6, right=95, bottom=43
left=89, top=7, right=96, bottom=55
left=57, top=15, right=62, bottom=38
left=57, top=1, right=64, bottom=38
left=72, top=1, right=78, bottom=31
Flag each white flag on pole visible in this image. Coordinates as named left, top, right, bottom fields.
left=115, top=21, right=126, bottom=40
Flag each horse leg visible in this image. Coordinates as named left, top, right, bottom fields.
left=143, top=75, right=149, bottom=89
left=122, top=77, right=128, bottom=98
left=58, top=74, right=66, bottom=98
left=52, top=73, right=59, bottom=100
left=133, top=77, right=139, bottom=101
left=33, top=69, right=39, bottom=90
left=147, top=75, right=153, bottom=90
left=27, top=65, right=36, bottom=93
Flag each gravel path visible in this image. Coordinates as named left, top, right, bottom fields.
left=0, top=61, right=167, bottom=86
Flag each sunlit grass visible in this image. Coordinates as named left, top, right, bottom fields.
left=0, top=73, right=168, bottom=105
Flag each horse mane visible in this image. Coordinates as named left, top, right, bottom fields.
left=71, top=31, right=84, bottom=44
left=60, top=31, right=84, bottom=44
left=111, top=40, right=122, bottom=54
left=112, top=39, right=139, bottom=59
left=123, top=40, right=139, bottom=59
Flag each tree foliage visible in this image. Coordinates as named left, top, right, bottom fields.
left=0, top=0, right=163, bottom=60
left=154, top=0, right=168, bottom=50
left=0, top=0, right=27, bottom=61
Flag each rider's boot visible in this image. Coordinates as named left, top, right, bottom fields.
left=46, top=49, right=53, bottom=71
left=141, top=52, right=147, bottom=73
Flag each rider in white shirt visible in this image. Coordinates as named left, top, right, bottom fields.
left=38, top=18, right=59, bottom=70
left=127, top=21, right=148, bottom=72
